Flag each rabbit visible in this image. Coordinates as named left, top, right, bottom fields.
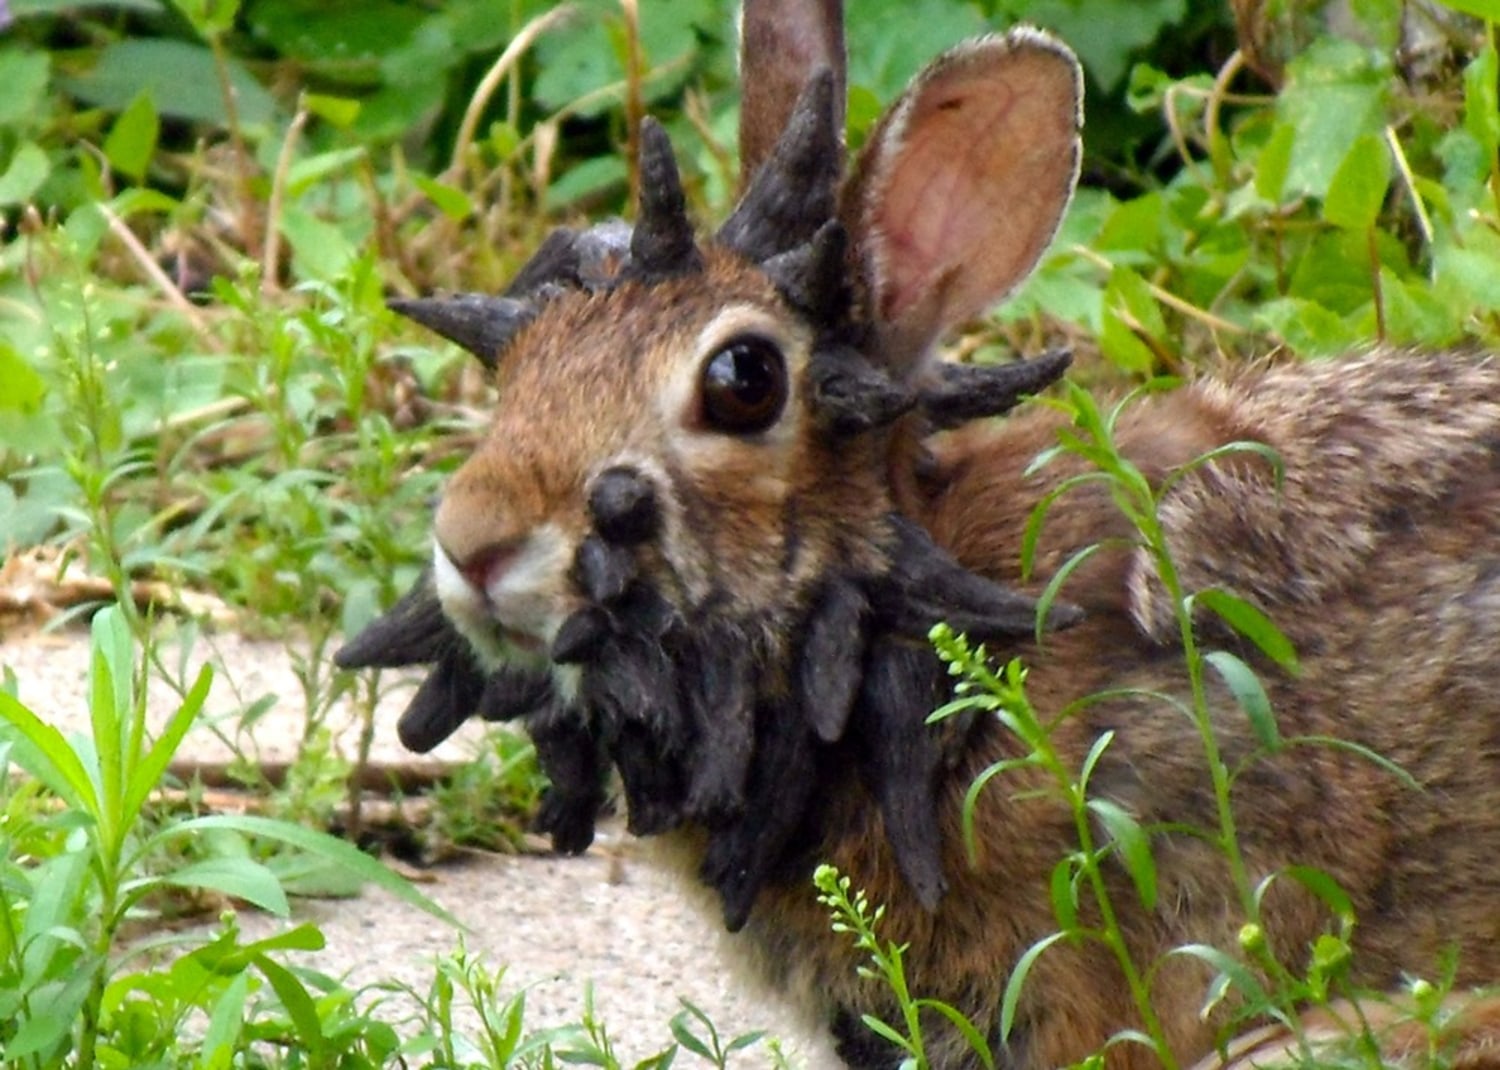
left=337, top=2, right=1500, bottom=1067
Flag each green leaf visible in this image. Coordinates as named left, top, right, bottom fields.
left=1094, top=192, right=1164, bottom=262
left=4, top=970, right=92, bottom=1059
left=253, top=952, right=325, bottom=1052
left=20, top=850, right=90, bottom=958
left=1282, top=864, right=1355, bottom=922
left=162, top=814, right=460, bottom=926
left=1205, top=650, right=1280, bottom=750
left=533, top=0, right=723, bottom=114
left=1008, top=0, right=1186, bottom=92
left=412, top=173, right=474, bottom=222
left=1020, top=471, right=1111, bottom=580
left=1348, top=0, right=1402, bottom=50
left=1254, top=121, right=1296, bottom=203
left=59, top=38, right=276, bottom=126
left=1322, top=133, right=1391, bottom=230
left=962, top=759, right=1028, bottom=865
left=1256, top=296, right=1362, bottom=356
left=858, top=1013, right=913, bottom=1051
left=1000, top=932, right=1067, bottom=1041
left=668, top=1013, right=715, bottom=1059
left=546, top=154, right=628, bottom=209
left=1379, top=269, right=1461, bottom=347
left=278, top=206, right=356, bottom=282
left=1436, top=245, right=1500, bottom=315
left=247, top=0, right=428, bottom=65
left=1035, top=543, right=1105, bottom=646
left=104, top=91, right=160, bottom=182
left=914, top=999, right=996, bottom=1069
left=1287, top=734, right=1420, bottom=790
left=199, top=969, right=251, bottom=1070
left=89, top=605, right=135, bottom=823
left=1464, top=44, right=1500, bottom=169
left=1099, top=266, right=1169, bottom=372
left=285, top=146, right=367, bottom=196
left=1434, top=0, right=1500, bottom=19
left=1078, top=730, right=1117, bottom=791
left=1277, top=39, right=1389, bottom=198
left=0, top=689, right=99, bottom=814
left=242, top=921, right=327, bottom=956
left=1048, top=856, right=1080, bottom=933
left=303, top=92, right=360, bottom=128
left=267, top=850, right=366, bottom=898
left=0, top=50, right=51, bottom=127
left=1166, top=943, right=1268, bottom=1007
left=1088, top=798, right=1157, bottom=910
left=725, top=1030, right=766, bottom=1054
left=111, top=187, right=181, bottom=218
left=1191, top=589, right=1300, bottom=673
left=11, top=0, right=164, bottom=10
left=159, top=857, right=291, bottom=916
left=170, top=0, right=241, bottom=38
left=0, top=141, right=51, bottom=206
left=0, top=343, right=47, bottom=413
left=1162, top=440, right=1285, bottom=497
left=1099, top=309, right=1155, bottom=375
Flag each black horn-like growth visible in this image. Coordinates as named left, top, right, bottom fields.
left=762, top=219, right=850, bottom=323
left=388, top=294, right=538, bottom=370
left=630, top=118, right=703, bottom=279
left=920, top=348, right=1075, bottom=429
left=718, top=69, right=842, bottom=264
left=334, top=568, right=453, bottom=669
left=872, top=515, right=1082, bottom=640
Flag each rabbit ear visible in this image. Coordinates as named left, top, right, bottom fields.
left=737, top=0, right=846, bottom=189
left=846, top=29, right=1082, bottom=375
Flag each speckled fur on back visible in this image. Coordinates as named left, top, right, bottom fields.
left=776, top=347, right=1500, bottom=1068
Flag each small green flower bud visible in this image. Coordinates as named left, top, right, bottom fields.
left=1238, top=922, right=1265, bottom=954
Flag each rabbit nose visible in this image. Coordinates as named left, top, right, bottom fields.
left=445, top=537, right=524, bottom=597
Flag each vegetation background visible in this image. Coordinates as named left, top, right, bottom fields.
left=1, top=0, right=1499, bottom=1066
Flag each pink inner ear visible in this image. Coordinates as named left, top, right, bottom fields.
left=874, top=46, right=1080, bottom=333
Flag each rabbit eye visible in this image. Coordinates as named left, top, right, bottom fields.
left=700, top=335, right=788, bottom=434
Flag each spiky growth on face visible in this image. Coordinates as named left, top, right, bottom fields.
left=339, top=74, right=1075, bottom=928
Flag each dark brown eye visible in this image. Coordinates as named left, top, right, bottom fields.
left=700, top=335, right=788, bottom=433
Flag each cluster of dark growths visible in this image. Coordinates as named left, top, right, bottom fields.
left=336, top=77, right=1078, bottom=931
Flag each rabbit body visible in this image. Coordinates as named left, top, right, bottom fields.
left=428, top=232, right=1500, bottom=1067
left=352, top=10, right=1500, bottom=1067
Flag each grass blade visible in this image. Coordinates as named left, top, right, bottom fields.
left=122, top=662, right=213, bottom=834
left=164, top=814, right=460, bottom=927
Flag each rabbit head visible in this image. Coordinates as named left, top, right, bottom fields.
left=347, top=22, right=1084, bottom=927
